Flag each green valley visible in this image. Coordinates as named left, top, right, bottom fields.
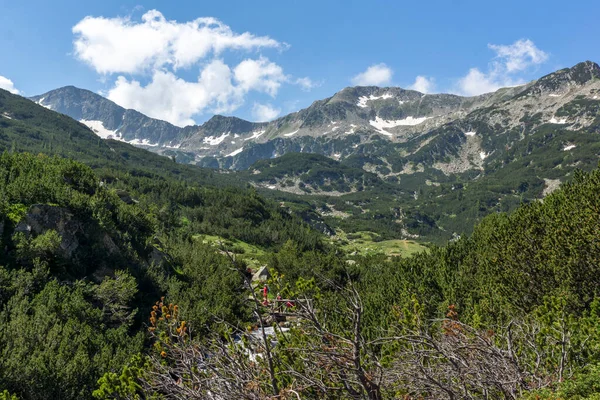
left=1, top=58, right=600, bottom=400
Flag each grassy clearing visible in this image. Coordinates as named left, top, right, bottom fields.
left=192, top=234, right=267, bottom=268
left=333, top=230, right=428, bottom=257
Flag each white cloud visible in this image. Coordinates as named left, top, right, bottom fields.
left=108, top=62, right=229, bottom=127
left=107, top=57, right=288, bottom=126
left=74, top=10, right=314, bottom=126
left=0, top=76, right=20, bottom=94
left=294, top=77, right=319, bottom=91
left=252, top=103, right=281, bottom=122
left=488, top=39, right=548, bottom=73
left=233, top=57, right=286, bottom=96
left=457, top=68, right=508, bottom=96
left=455, top=39, right=548, bottom=96
left=72, top=10, right=284, bottom=74
left=351, top=63, right=393, bottom=86
left=408, top=76, right=435, bottom=93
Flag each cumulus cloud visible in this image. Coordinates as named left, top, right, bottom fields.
left=73, top=10, right=312, bottom=125
left=408, top=76, right=435, bottom=93
left=72, top=10, right=284, bottom=74
left=488, top=39, right=549, bottom=73
left=107, top=57, right=288, bottom=126
left=233, top=57, right=286, bottom=96
left=351, top=63, right=393, bottom=86
left=294, top=77, right=319, bottom=91
left=456, top=68, right=509, bottom=97
left=456, top=39, right=548, bottom=96
left=0, top=76, right=20, bottom=94
left=252, top=103, right=281, bottom=122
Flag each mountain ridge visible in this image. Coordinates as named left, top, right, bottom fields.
left=31, top=61, right=599, bottom=170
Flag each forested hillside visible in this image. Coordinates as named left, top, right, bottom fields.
left=0, top=152, right=325, bottom=399
left=0, top=88, right=240, bottom=187
left=2, top=146, right=600, bottom=398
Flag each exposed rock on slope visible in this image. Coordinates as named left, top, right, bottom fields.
left=31, top=62, right=600, bottom=176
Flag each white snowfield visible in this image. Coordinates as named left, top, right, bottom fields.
left=563, top=144, right=576, bottom=151
left=549, top=117, right=568, bottom=124
left=80, top=120, right=160, bottom=146
left=345, top=124, right=357, bottom=135
left=1, top=112, right=12, bottom=119
left=548, top=94, right=562, bottom=97
left=244, top=130, right=266, bottom=141
left=226, top=147, right=244, bottom=157
left=357, top=93, right=393, bottom=108
left=128, top=138, right=159, bottom=147
left=203, top=132, right=230, bottom=146
left=80, top=120, right=119, bottom=139
left=479, top=151, right=488, bottom=160
left=36, top=97, right=52, bottom=110
left=369, top=116, right=429, bottom=135
left=284, top=129, right=299, bottom=137
left=464, top=131, right=476, bottom=136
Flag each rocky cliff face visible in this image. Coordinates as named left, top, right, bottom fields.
left=10, top=203, right=170, bottom=279
left=14, top=204, right=120, bottom=262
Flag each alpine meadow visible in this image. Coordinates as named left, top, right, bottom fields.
left=1, top=1, right=600, bottom=399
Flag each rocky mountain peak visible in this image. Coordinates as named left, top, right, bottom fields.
left=30, top=86, right=125, bottom=126
left=29, top=86, right=182, bottom=145
left=524, top=61, right=600, bottom=96
left=200, top=114, right=262, bottom=134
left=26, top=61, right=600, bottom=170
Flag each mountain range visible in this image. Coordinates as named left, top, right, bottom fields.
left=7, top=60, right=600, bottom=242
left=31, top=61, right=600, bottom=172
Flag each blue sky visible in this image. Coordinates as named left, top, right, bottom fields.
left=1, top=0, right=598, bottom=126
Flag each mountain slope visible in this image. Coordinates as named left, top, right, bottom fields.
left=2, top=87, right=240, bottom=187
left=244, top=152, right=392, bottom=195
left=21, top=61, right=600, bottom=242
left=30, top=86, right=184, bottom=146
left=31, top=62, right=600, bottom=175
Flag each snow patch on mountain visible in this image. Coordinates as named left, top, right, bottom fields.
left=204, top=133, right=230, bottom=146
left=1, top=112, right=12, bottom=119
left=284, top=130, right=299, bottom=137
left=226, top=147, right=244, bottom=157
left=128, top=138, right=159, bottom=147
left=369, top=116, right=429, bottom=135
left=357, top=93, right=393, bottom=108
left=345, top=124, right=357, bottom=135
left=563, top=144, right=576, bottom=151
left=464, top=131, right=476, bottom=137
left=36, top=97, right=52, bottom=110
left=244, top=130, right=266, bottom=141
left=80, top=120, right=119, bottom=139
left=549, top=117, right=568, bottom=124
left=80, top=119, right=160, bottom=146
